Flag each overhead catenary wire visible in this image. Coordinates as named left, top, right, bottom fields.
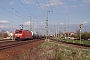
left=1, top=0, right=27, bottom=19
left=48, top=0, right=53, bottom=12
left=43, top=0, right=49, bottom=9
left=8, top=0, right=34, bottom=20
left=0, top=6, right=25, bottom=29
left=8, top=0, right=45, bottom=20
left=43, top=0, right=52, bottom=10
left=1, top=0, right=19, bottom=15
left=47, top=0, right=53, bottom=12
left=19, top=0, right=45, bottom=19
left=0, top=0, right=50, bottom=23
left=19, top=0, right=35, bottom=18
left=0, top=5, right=24, bottom=21
left=0, top=0, right=25, bottom=21
left=22, top=0, right=36, bottom=18
left=35, top=0, right=45, bottom=15
left=0, top=0, right=33, bottom=23
left=43, top=0, right=53, bottom=13
left=35, top=0, right=52, bottom=19
left=0, top=0, right=44, bottom=30
left=0, top=0, right=25, bottom=29
left=0, top=0, right=47, bottom=31
left=8, top=0, right=28, bottom=14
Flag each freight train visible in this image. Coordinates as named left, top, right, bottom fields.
left=14, top=29, right=40, bottom=40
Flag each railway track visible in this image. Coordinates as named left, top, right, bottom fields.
left=0, top=40, right=18, bottom=46
left=51, top=39, right=90, bottom=48
left=0, top=39, right=42, bottom=50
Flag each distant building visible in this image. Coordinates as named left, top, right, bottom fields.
left=65, top=32, right=75, bottom=39
left=65, top=32, right=75, bottom=36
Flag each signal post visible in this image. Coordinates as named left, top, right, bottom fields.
left=79, top=24, right=83, bottom=44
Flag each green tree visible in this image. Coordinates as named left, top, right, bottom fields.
left=82, top=31, right=90, bottom=40
left=71, top=30, right=90, bottom=40
left=0, top=30, right=8, bottom=38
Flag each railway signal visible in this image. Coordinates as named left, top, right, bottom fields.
left=79, top=24, right=83, bottom=28
left=79, top=24, right=83, bottom=44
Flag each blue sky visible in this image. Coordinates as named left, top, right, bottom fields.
left=0, top=0, right=90, bottom=33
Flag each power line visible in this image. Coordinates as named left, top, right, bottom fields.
left=22, top=0, right=36, bottom=18
left=8, top=0, right=32, bottom=19
left=43, top=0, right=49, bottom=9
left=0, top=0, right=27, bottom=22
left=8, top=0, right=45, bottom=19
left=43, top=0, right=53, bottom=12
left=35, top=0, right=45, bottom=15
left=47, top=0, right=53, bottom=12
left=1, top=0, right=19, bottom=15
left=18, top=0, right=44, bottom=19
left=0, top=5, right=24, bottom=21
left=19, top=0, right=34, bottom=17
left=8, top=0, right=26, bottom=13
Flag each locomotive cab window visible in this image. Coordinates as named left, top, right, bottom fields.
left=15, top=30, right=22, bottom=33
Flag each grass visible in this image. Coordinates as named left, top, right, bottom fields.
left=12, top=40, right=90, bottom=60
left=62, top=39, right=90, bottom=45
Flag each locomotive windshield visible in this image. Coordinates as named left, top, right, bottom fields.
left=15, top=30, right=22, bottom=33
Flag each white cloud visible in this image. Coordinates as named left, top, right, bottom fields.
left=62, top=6, right=68, bottom=8
left=0, top=25, right=5, bottom=28
left=83, top=0, right=90, bottom=3
left=73, top=0, right=76, bottom=1
left=80, top=22, right=89, bottom=25
left=20, top=0, right=32, bottom=4
left=24, top=21, right=33, bottom=25
left=40, top=0, right=65, bottom=8
left=71, top=6, right=77, bottom=8
left=82, top=22, right=88, bottom=24
left=0, top=25, right=10, bottom=28
left=0, top=20, right=9, bottom=24
left=60, top=10, right=70, bottom=14
left=49, top=0, right=65, bottom=6
left=79, top=4, right=84, bottom=6
left=59, top=23, right=64, bottom=25
left=62, top=5, right=77, bottom=8
left=10, top=2, right=15, bottom=5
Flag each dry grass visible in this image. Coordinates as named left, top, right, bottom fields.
left=12, top=40, right=90, bottom=60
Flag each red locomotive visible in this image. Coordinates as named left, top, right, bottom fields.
left=14, top=29, right=33, bottom=40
